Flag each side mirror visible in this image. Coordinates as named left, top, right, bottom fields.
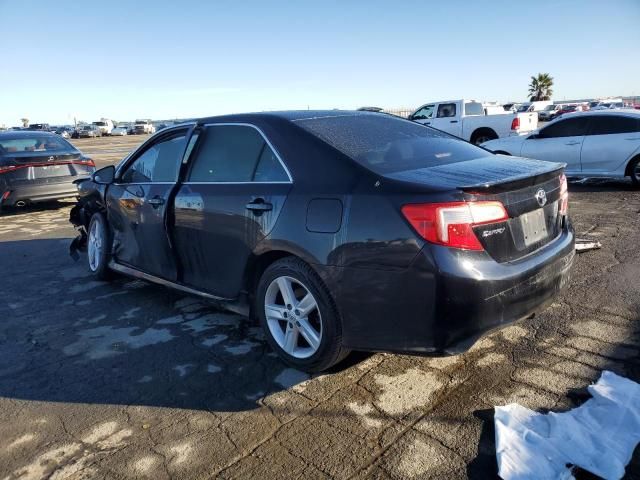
left=92, top=165, right=115, bottom=185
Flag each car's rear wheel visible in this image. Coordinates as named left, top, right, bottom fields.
left=629, top=157, right=640, bottom=187
left=87, top=212, right=111, bottom=280
left=257, top=257, right=349, bottom=372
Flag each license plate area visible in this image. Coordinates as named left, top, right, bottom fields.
left=521, top=208, right=548, bottom=246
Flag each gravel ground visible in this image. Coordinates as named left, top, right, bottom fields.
left=0, top=135, right=638, bottom=479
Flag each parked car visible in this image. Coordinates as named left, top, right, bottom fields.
left=554, top=105, right=580, bottom=118
left=111, top=125, right=128, bottom=136
left=538, top=104, right=563, bottom=122
left=69, top=111, right=574, bottom=371
left=592, top=102, right=625, bottom=110
left=409, top=99, right=538, bottom=144
left=78, top=125, right=102, bottom=138
left=54, top=126, right=73, bottom=138
left=0, top=131, right=95, bottom=209
left=26, top=123, right=51, bottom=132
left=92, top=119, right=114, bottom=136
left=133, top=119, right=155, bottom=134
left=481, top=111, right=640, bottom=186
left=516, top=101, right=553, bottom=113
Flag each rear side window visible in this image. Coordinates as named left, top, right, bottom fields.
left=437, top=103, right=457, bottom=118
left=588, top=116, right=640, bottom=135
left=188, top=125, right=288, bottom=182
left=121, top=131, right=186, bottom=183
left=294, top=113, right=491, bottom=175
left=540, top=117, right=590, bottom=138
left=464, top=102, right=484, bottom=116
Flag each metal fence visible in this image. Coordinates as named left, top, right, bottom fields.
left=382, top=108, right=414, bottom=118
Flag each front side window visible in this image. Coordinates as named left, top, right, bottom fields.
left=588, top=116, right=640, bottom=135
left=187, top=125, right=288, bottom=182
left=411, top=105, right=435, bottom=120
left=539, top=117, right=590, bottom=138
left=436, top=103, right=457, bottom=118
left=121, top=131, right=186, bottom=183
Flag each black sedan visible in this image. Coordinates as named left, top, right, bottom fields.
left=69, top=111, right=575, bottom=371
left=0, top=131, right=95, bottom=209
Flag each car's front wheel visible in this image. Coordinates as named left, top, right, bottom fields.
left=87, top=212, right=111, bottom=280
left=257, top=257, right=349, bottom=372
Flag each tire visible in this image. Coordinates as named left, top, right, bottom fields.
left=471, top=129, right=498, bottom=145
left=87, top=212, right=112, bottom=280
left=629, top=157, right=640, bottom=187
left=256, top=257, right=350, bottom=372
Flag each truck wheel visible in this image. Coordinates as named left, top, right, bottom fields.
left=257, top=257, right=350, bottom=372
left=471, top=129, right=498, bottom=145
left=87, top=212, right=112, bottom=280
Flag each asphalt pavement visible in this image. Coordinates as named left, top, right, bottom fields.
left=0, top=135, right=638, bottom=479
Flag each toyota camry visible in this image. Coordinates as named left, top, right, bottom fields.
left=69, top=111, right=574, bottom=371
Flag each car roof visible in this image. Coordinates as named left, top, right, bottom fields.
left=194, top=110, right=376, bottom=124
left=0, top=130, right=59, bottom=139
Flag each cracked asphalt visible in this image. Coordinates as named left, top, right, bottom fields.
left=0, top=135, right=639, bottom=479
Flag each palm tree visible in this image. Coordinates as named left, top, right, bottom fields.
left=528, top=73, right=554, bottom=101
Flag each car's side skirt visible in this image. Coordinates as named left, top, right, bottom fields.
left=108, top=261, right=249, bottom=316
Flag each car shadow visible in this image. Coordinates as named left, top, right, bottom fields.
left=0, top=237, right=352, bottom=413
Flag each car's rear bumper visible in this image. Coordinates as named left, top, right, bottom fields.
left=1, top=180, right=80, bottom=206
left=324, top=223, right=575, bottom=355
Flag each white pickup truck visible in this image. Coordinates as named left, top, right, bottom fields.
left=133, top=119, right=156, bottom=135
left=408, top=99, right=538, bottom=145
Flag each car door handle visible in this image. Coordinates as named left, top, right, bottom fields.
left=148, top=196, right=165, bottom=208
left=450, top=120, right=458, bottom=123
left=565, top=141, right=581, bottom=146
left=246, top=200, right=273, bottom=212
left=625, top=137, right=640, bottom=141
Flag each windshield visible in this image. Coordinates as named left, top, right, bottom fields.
left=517, top=105, right=531, bottom=112
left=92, top=122, right=106, bottom=126
left=294, top=113, right=491, bottom=175
left=544, top=105, right=556, bottom=111
left=0, top=134, right=74, bottom=155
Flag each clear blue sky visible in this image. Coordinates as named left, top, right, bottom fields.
left=1, top=0, right=639, bottom=126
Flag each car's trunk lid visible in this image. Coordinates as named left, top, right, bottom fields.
left=387, top=155, right=566, bottom=262
left=2, top=152, right=86, bottom=180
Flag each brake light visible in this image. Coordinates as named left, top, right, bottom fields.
left=559, top=173, right=568, bottom=215
left=0, top=165, right=18, bottom=174
left=510, top=117, right=520, bottom=130
left=401, top=201, right=509, bottom=251
left=73, top=158, right=95, bottom=167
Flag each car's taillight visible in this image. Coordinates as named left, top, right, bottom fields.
left=510, top=117, right=520, bottom=130
left=73, top=158, right=95, bottom=167
left=401, top=201, right=509, bottom=251
left=559, top=173, right=568, bottom=216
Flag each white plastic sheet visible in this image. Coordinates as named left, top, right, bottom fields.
left=495, top=371, right=640, bottom=480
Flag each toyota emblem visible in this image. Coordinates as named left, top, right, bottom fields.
left=535, top=188, right=547, bottom=207
left=48, top=156, right=54, bottom=162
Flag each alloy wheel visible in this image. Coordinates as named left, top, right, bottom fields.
left=264, top=276, right=322, bottom=359
left=87, top=219, right=102, bottom=272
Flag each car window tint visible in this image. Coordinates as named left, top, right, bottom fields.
left=294, top=113, right=491, bottom=175
left=188, top=125, right=283, bottom=182
left=436, top=103, right=457, bottom=118
left=588, top=116, right=640, bottom=135
left=540, top=117, right=590, bottom=138
left=253, top=145, right=288, bottom=182
left=121, top=131, right=186, bottom=183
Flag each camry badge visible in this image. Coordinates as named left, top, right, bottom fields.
left=535, top=188, right=547, bottom=207
left=48, top=156, right=55, bottom=162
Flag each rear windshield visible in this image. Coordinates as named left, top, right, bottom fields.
left=0, top=134, right=75, bottom=154
left=294, top=113, right=491, bottom=175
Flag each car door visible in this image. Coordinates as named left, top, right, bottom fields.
left=429, top=102, right=462, bottom=137
left=520, top=116, right=590, bottom=174
left=106, top=128, right=188, bottom=280
left=580, top=115, right=640, bottom=175
left=172, top=123, right=292, bottom=299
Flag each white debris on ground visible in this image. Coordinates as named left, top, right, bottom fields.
left=575, top=238, right=602, bottom=253
left=495, top=370, right=640, bottom=480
